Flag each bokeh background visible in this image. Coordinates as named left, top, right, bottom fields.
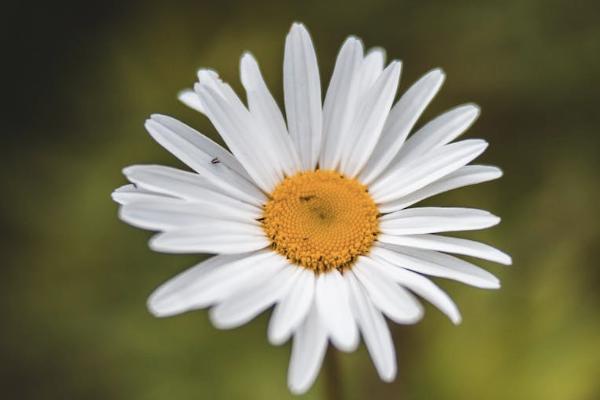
left=3, top=0, right=600, bottom=399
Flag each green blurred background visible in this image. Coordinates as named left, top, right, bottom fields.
left=3, top=0, right=600, bottom=399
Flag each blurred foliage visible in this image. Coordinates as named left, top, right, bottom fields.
left=2, top=0, right=600, bottom=399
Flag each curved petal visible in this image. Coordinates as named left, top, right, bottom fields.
left=119, top=199, right=259, bottom=231
left=353, top=257, right=423, bottom=324
left=380, top=207, right=500, bottom=235
left=373, top=244, right=500, bottom=289
left=240, top=52, right=301, bottom=176
left=319, top=36, right=364, bottom=170
left=144, top=115, right=265, bottom=206
left=288, top=301, right=328, bottom=395
left=368, top=257, right=462, bottom=324
left=195, top=81, right=281, bottom=192
left=112, top=184, right=174, bottom=205
left=370, top=139, right=489, bottom=204
left=123, top=165, right=262, bottom=213
left=341, top=61, right=402, bottom=178
left=149, top=114, right=252, bottom=182
left=360, top=69, right=445, bottom=184
left=149, top=223, right=269, bottom=254
left=347, top=272, right=396, bottom=381
left=209, top=262, right=296, bottom=329
left=118, top=186, right=259, bottom=226
left=268, top=268, right=316, bottom=345
left=315, top=270, right=359, bottom=351
left=178, top=89, right=205, bottom=113
left=284, top=23, right=322, bottom=170
left=396, top=104, right=480, bottom=164
left=357, top=48, right=386, bottom=95
left=379, top=165, right=503, bottom=213
left=378, top=233, right=512, bottom=265
left=147, top=252, right=264, bottom=317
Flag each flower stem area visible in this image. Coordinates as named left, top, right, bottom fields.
left=325, top=348, right=344, bottom=400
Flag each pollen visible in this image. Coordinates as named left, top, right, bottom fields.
left=262, top=170, right=379, bottom=273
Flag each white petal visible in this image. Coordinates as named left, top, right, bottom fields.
left=378, top=233, right=512, bottom=265
left=119, top=197, right=195, bottom=231
left=195, top=69, right=284, bottom=180
left=178, top=89, right=205, bottom=113
left=144, top=115, right=265, bottom=206
left=149, top=223, right=269, bottom=254
left=371, top=139, right=488, bottom=204
left=209, top=262, right=296, bottom=329
left=319, top=37, right=364, bottom=169
left=147, top=252, right=254, bottom=317
left=357, top=48, right=386, bottom=95
left=112, top=184, right=173, bottom=205
left=123, top=165, right=261, bottom=215
left=283, top=23, right=322, bottom=170
left=368, top=257, right=462, bottom=324
left=150, top=114, right=252, bottom=183
left=347, top=272, right=396, bottom=381
left=353, top=257, right=423, bottom=324
left=148, top=251, right=287, bottom=318
left=380, top=207, right=500, bottom=235
left=315, top=271, right=359, bottom=351
left=373, top=244, right=500, bottom=289
left=123, top=165, right=209, bottom=197
left=268, top=268, right=315, bottom=345
left=196, top=69, right=222, bottom=91
left=195, top=82, right=281, bottom=192
left=240, top=52, right=301, bottom=176
left=119, top=198, right=258, bottom=231
left=397, top=104, right=480, bottom=164
left=360, top=69, right=445, bottom=184
left=379, top=165, right=503, bottom=212
left=288, top=302, right=328, bottom=395
left=341, top=61, right=402, bottom=178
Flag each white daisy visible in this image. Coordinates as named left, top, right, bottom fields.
left=113, top=23, right=511, bottom=394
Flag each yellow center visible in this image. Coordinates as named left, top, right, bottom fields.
left=262, top=170, right=379, bottom=273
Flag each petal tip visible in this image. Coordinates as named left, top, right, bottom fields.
left=148, top=236, right=164, bottom=252
left=121, top=165, right=135, bottom=177
left=429, top=68, right=446, bottom=80
left=330, top=331, right=360, bottom=353
left=146, top=293, right=172, bottom=318
left=389, top=60, right=402, bottom=73
left=465, top=102, right=481, bottom=114
left=240, top=51, right=256, bottom=68
left=291, top=21, right=305, bottom=29
left=267, top=331, right=288, bottom=346
left=380, top=370, right=397, bottom=382
left=288, top=383, right=309, bottom=396
left=111, top=190, right=126, bottom=204
left=177, top=88, right=192, bottom=99
left=208, top=308, right=231, bottom=330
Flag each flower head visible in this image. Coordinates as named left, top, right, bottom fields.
left=113, top=22, right=511, bottom=394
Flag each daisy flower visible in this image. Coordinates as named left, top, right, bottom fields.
left=113, top=23, right=511, bottom=394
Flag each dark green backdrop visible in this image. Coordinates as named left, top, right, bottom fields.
left=3, top=0, right=599, bottom=399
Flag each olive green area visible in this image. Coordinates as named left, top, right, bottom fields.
left=2, top=0, right=599, bottom=399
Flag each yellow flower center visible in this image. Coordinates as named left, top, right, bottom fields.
left=262, top=170, right=379, bottom=273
